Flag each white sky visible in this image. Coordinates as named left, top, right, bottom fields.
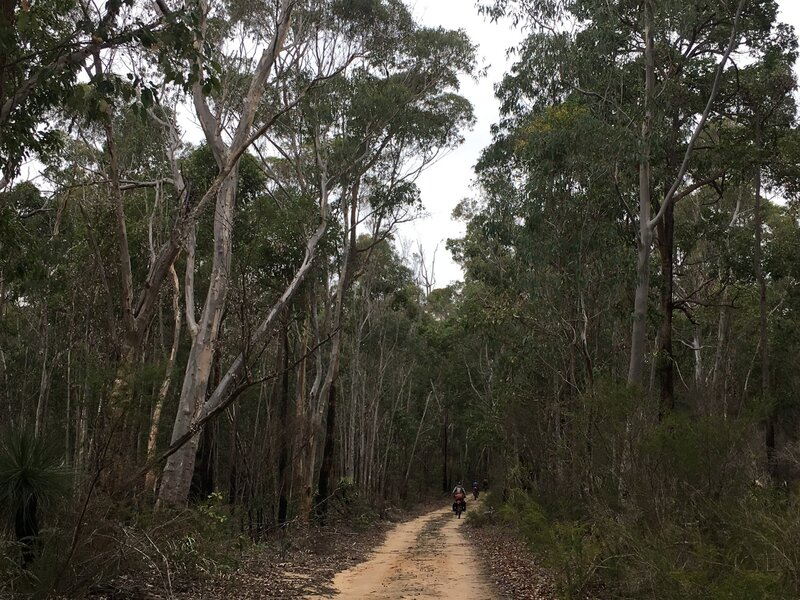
left=404, top=0, right=800, bottom=289
left=398, top=0, right=522, bottom=288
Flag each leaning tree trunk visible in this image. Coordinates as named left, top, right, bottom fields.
left=157, top=0, right=294, bottom=507
left=158, top=174, right=237, bottom=507
left=145, top=264, right=181, bottom=493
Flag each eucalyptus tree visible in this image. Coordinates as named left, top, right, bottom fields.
left=155, top=0, right=297, bottom=506
left=156, top=0, right=475, bottom=508
left=0, top=0, right=211, bottom=483
left=218, top=13, right=477, bottom=519
left=337, top=235, right=426, bottom=501
left=462, top=98, right=637, bottom=496
left=734, top=48, right=798, bottom=466
left=481, top=0, right=789, bottom=404
left=309, top=28, right=475, bottom=518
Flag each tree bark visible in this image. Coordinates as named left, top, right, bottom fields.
left=656, top=199, right=675, bottom=416
left=145, top=264, right=181, bottom=493
left=712, top=299, right=730, bottom=410
left=753, top=121, right=774, bottom=473
left=191, top=420, right=216, bottom=501
left=158, top=173, right=238, bottom=507
left=404, top=391, right=431, bottom=490
left=442, top=408, right=449, bottom=493
left=315, top=182, right=359, bottom=520
left=627, top=0, right=655, bottom=387
left=628, top=0, right=745, bottom=389
left=156, top=0, right=294, bottom=507
left=692, top=324, right=703, bottom=388
left=34, top=308, right=49, bottom=439
left=293, top=310, right=311, bottom=521
left=277, top=319, right=291, bottom=525
left=316, top=381, right=337, bottom=521
left=104, top=118, right=136, bottom=346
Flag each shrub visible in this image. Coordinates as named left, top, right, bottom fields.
left=492, top=490, right=603, bottom=598
left=329, top=477, right=378, bottom=530
left=0, top=429, right=71, bottom=568
left=493, top=486, right=800, bottom=600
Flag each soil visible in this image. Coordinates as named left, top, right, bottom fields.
left=309, top=502, right=496, bottom=599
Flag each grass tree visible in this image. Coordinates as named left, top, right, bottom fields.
left=0, top=430, right=70, bottom=567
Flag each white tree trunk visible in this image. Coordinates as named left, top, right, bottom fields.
left=145, top=264, right=182, bottom=493
left=627, top=1, right=654, bottom=387
left=693, top=325, right=703, bottom=387
left=158, top=174, right=237, bottom=506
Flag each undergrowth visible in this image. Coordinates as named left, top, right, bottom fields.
left=0, top=491, right=246, bottom=599
left=470, top=407, right=800, bottom=600
left=472, top=486, right=800, bottom=600
left=0, top=478, right=386, bottom=598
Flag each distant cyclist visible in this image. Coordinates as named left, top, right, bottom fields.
left=452, top=481, right=467, bottom=513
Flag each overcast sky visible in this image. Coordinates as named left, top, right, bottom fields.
left=402, top=0, right=800, bottom=289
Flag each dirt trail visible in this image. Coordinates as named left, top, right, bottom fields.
left=310, top=502, right=496, bottom=599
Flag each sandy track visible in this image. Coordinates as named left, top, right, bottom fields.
left=310, top=503, right=496, bottom=599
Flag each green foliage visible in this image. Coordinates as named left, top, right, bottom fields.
left=489, top=484, right=800, bottom=600
left=495, top=492, right=600, bottom=598
left=183, top=144, right=266, bottom=206
left=443, top=1, right=800, bottom=595
left=0, top=429, right=71, bottom=575
left=636, top=414, right=753, bottom=505
left=0, top=0, right=210, bottom=176
left=157, top=495, right=242, bottom=575
left=330, top=0, right=414, bottom=49
left=0, top=429, right=71, bottom=528
left=474, top=401, right=800, bottom=599
left=2, top=0, right=799, bottom=596
left=328, top=478, right=378, bottom=531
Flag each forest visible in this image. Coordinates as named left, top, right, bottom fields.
left=2, top=0, right=800, bottom=598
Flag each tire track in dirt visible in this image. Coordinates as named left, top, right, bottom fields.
left=309, top=503, right=496, bottom=599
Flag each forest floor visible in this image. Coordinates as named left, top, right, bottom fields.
left=85, top=499, right=560, bottom=599
left=83, top=503, right=433, bottom=599
left=463, top=518, right=560, bottom=599
left=166, top=503, right=435, bottom=599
